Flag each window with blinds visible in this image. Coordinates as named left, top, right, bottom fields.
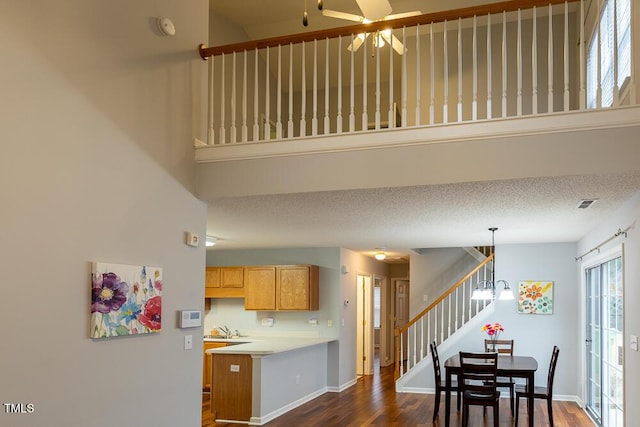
left=586, top=0, right=631, bottom=108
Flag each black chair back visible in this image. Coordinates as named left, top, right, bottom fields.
left=430, top=341, right=442, bottom=386
left=459, top=351, right=499, bottom=396
left=484, top=339, right=514, bottom=354
left=547, top=346, right=560, bottom=395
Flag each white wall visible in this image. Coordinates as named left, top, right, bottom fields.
left=403, top=242, right=580, bottom=399
left=577, top=191, right=640, bottom=426
left=0, top=1, right=208, bottom=426
left=409, top=247, right=479, bottom=317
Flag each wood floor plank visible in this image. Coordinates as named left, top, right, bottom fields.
left=202, top=362, right=594, bottom=426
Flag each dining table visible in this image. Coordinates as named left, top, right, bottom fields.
left=443, top=354, right=538, bottom=427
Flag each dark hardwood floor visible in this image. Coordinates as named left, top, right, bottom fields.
left=202, top=359, right=594, bottom=427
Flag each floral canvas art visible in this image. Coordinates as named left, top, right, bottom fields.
left=91, top=262, right=162, bottom=338
left=518, top=280, right=553, bottom=314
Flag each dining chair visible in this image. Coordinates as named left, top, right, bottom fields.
left=429, top=341, right=460, bottom=422
left=484, top=339, right=515, bottom=415
left=459, top=351, right=500, bottom=427
left=514, top=345, right=560, bottom=427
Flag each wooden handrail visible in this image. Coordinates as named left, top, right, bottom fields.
left=394, top=253, right=494, bottom=378
left=396, top=253, right=494, bottom=337
left=200, top=0, right=578, bottom=59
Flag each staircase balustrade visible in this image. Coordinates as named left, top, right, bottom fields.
left=197, top=0, right=637, bottom=149
left=394, top=254, right=495, bottom=380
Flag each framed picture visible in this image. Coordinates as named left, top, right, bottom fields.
left=91, top=262, right=163, bottom=338
left=518, top=280, right=553, bottom=314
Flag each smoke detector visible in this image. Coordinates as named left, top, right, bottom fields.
left=156, top=17, right=176, bottom=36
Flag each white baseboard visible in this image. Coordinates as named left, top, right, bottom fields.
left=249, top=387, right=328, bottom=425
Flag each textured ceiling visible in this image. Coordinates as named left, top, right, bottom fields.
left=206, top=174, right=640, bottom=258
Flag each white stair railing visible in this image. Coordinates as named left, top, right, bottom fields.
left=197, top=0, right=630, bottom=147
left=394, top=254, right=494, bottom=380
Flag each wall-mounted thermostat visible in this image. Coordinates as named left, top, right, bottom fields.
left=179, top=310, right=202, bottom=328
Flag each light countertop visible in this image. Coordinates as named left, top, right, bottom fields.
left=204, top=336, right=336, bottom=356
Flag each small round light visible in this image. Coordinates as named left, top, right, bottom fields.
left=374, top=251, right=386, bottom=260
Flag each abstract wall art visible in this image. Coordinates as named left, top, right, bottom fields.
left=91, top=262, right=163, bottom=338
left=518, top=280, right=553, bottom=314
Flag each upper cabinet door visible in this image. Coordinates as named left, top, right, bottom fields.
left=205, top=267, right=221, bottom=288
left=278, top=265, right=319, bottom=311
left=244, top=266, right=277, bottom=310
left=220, top=267, right=244, bottom=288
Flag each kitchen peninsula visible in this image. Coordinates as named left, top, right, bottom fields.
left=206, top=336, right=337, bottom=425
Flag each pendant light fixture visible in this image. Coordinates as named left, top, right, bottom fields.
left=471, top=228, right=514, bottom=300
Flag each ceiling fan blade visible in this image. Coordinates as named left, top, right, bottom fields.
left=380, top=32, right=405, bottom=55
left=355, top=0, right=392, bottom=21
left=322, top=9, right=365, bottom=23
left=347, top=34, right=367, bottom=52
left=383, top=11, right=423, bottom=21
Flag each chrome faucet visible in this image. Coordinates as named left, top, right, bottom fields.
left=218, top=325, right=231, bottom=339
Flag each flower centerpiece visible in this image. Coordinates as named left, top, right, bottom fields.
left=481, top=322, right=504, bottom=351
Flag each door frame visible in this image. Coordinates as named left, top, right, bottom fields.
left=356, top=273, right=374, bottom=376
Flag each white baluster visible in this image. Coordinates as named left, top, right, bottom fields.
left=208, top=55, right=215, bottom=145
left=276, top=45, right=282, bottom=139
left=443, top=20, right=449, bottom=123
left=324, top=37, right=330, bottom=134
left=288, top=43, right=294, bottom=138
left=413, top=323, right=417, bottom=367
left=532, top=6, right=538, bottom=115
left=579, top=0, right=586, bottom=109
left=415, top=24, right=421, bottom=126
left=487, top=13, right=492, bottom=119
left=502, top=11, right=508, bottom=117
left=472, top=15, right=478, bottom=121
left=230, top=51, right=237, bottom=143
left=264, top=47, right=270, bottom=140
left=430, top=22, right=435, bottom=124
left=349, top=34, right=355, bottom=132
left=389, top=30, right=395, bottom=128
left=517, top=9, right=523, bottom=116
left=362, top=35, right=368, bottom=130
left=253, top=49, right=259, bottom=140
left=448, top=294, right=452, bottom=338
left=242, top=50, right=248, bottom=142
left=337, top=36, right=343, bottom=134
left=564, top=1, right=571, bottom=110
left=455, top=287, right=459, bottom=331
left=300, top=41, right=307, bottom=137
left=312, top=39, right=318, bottom=136
left=219, top=53, right=226, bottom=144
left=401, top=26, right=407, bottom=126
left=457, top=18, right=463, bottom=122
left=548, top=4, right=554, bottom=114
left=420, top=317, right=424, bottom=360
left=375, top=35, right=381, bottom=130
left=440, top=300, right=444, bottom=343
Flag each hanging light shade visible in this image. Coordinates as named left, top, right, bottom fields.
left=471, top=228, right=513, bottom=301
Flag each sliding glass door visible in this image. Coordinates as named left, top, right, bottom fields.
left=586, top=256, right=624, bottom=426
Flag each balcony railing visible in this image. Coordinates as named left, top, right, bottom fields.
left=198, top=0, right=632, bottom=148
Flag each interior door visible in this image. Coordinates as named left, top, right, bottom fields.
left=585, top=255, right=624, bottom=427
left=356, top=274, right=373, bottom=376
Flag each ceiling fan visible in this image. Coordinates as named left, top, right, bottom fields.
left=322, top=0, right=422, bottom=55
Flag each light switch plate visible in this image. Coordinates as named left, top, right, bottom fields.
left=184, top=335, right=193, bottom=350
left=631, top=335, right=638, bottom=351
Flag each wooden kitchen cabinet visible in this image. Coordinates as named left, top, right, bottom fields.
left=244, top=266, right=277, bottom=310
left=205, top=267, right=244, bottom=298
left=203, top=342, right=227, bottom=391
left=244, top=265, right=319, bottom=311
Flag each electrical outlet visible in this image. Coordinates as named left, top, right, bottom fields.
left=230, top=364, right=240, bottom=372
left=327, top=319, right=333, bottom=327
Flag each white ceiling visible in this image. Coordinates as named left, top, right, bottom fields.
left=205, top=173, right=640, bottom=259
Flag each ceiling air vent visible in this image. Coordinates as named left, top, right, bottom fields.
left=577, top=199, right=598, bottom=209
